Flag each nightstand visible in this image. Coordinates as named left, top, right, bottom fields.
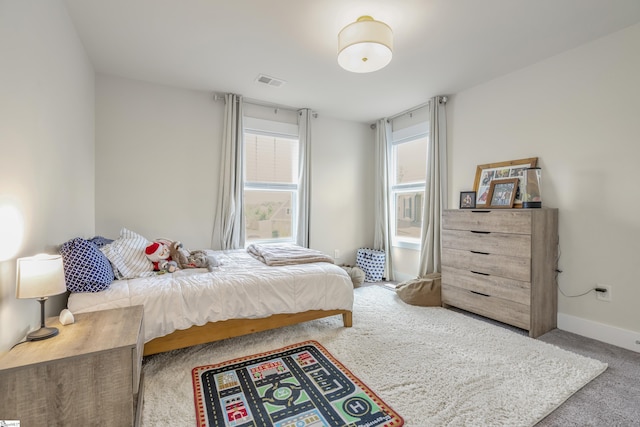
left=0, top=305, right=144, bottom=426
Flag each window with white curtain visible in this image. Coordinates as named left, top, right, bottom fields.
left=243, top=117, right=299, bottom=243
left=390, top=122, right=429, bottom=249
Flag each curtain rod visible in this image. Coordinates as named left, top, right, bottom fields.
left=387, top=100, right=431, bottom=121
left=386, top=96, right=448, bottom=122
left=244, top=97, right=302, bottom=113
left=213, top=93, right=317, bottom=117
left=213, top=93, right=305, bottom=114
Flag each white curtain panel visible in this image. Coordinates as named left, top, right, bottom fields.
left=418, top=97, right=448, bottom=276
left=373, top=118, right=394, bottom=281
left=212, top=93, right=246, bottom=250
left=296, top=109, right=312, bottom=248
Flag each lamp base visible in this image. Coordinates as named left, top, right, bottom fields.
left=26, top=326, right=59, bottom=341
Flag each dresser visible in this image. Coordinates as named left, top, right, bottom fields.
left=0, top=306, right=144, bottom=426
left=441, top=208, right=558, bottom=338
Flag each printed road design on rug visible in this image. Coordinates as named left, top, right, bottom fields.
left=192, top=340, right=403, bottom=427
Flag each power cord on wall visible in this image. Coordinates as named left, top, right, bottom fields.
left=554, top=241, right=608, bottom=298
left=558, top=284, right=604, bottom=298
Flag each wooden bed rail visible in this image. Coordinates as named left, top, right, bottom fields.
left=143, top=309, right=352, bottom=356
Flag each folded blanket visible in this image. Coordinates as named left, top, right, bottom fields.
left=247, top=243, right=334, bottom=266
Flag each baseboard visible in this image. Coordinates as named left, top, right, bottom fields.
left=557, top=313, right=640, bottom=353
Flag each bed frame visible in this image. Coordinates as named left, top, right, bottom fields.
left=143, top=309, right=353, bottom=356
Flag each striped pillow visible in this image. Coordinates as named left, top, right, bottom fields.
left=100, top=228, right=154, bottom=279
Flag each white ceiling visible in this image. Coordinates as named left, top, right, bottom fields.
left=63, top=0, right=640, bottom=123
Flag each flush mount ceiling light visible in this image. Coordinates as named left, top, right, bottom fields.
left=338, top=15, right=393, bottom=73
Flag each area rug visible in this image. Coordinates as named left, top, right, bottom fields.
left=141, top=286, right=607, bottom=426
left=192, top=340, right=403, bottom=427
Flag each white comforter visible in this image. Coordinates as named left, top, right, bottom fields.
left=67, top=249, right=354, bottom=343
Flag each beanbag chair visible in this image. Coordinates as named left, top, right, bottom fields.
left=396, top=273, right=442, bottom=306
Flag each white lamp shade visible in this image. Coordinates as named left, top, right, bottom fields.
left=16, top=254, right=67, bottom=299
left=338, top=16, right=393, bottom=73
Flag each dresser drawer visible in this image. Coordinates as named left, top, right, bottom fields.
left=442, top=248, right=531, bottom=282
left=442, top=266, right=531, bottom=305
left=442, top=229, right=531, bottom=258
left=442, top=267, right=531, bottom=305
left=443, top=209, right=532, bottom=234
left=442, top=283, right=530, bottom=330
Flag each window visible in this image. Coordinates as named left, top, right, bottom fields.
left=243, top=119, right=299, bottom=243
left=390, top=123, right=429, bottom=249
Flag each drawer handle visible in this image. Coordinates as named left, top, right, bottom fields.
left=470, top=230, right=490, bottom=234
left=470, top=250, right=490, bottom=255
left=471, top=210, right=490, bottom=213
left=470, top=270, right=490, bottom=276
left=470, top=290, right=490, bottom=297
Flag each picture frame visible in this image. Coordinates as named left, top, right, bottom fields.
left=459, top=191, right=476, bottom=209
left=487, top=178, right=519, bottom=208
left=473, top=157, right=538, bottom=207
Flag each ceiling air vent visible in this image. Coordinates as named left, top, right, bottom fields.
left=255, top=74, right=286, bottom=88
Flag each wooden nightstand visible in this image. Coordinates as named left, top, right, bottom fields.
left=0, top=305, right=144, bottom=426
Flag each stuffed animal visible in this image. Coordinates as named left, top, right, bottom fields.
left=170, top=241, right=219, bottom=271
left=145, top=241, right=178, bottom=273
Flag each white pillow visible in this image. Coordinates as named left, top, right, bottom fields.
left=100, top=228, right=154, bottom=279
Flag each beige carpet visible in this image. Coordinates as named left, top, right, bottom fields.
left=141, top=286, right=607, bottom=426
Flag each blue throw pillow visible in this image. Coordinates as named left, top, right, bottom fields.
left=60, top=237, right=115, bottom=293
left=88, top=236, right=114, bottom=248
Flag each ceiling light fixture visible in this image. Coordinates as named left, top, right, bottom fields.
left=338, top=15, right=393, bottom=73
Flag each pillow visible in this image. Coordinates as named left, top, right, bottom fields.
left=88, top=236, right=114, bottom=248
left=396, top=273, right=442, bottom=307
left=340, top=266, right=365, bottom=287
left=100, top=228, right=154, bottom=279
left=59, top=237, right=115, bottom=293
left=206, top=254, right=220, bottom=269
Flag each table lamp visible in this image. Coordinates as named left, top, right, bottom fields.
left=16, top=254, right=67, bottom=341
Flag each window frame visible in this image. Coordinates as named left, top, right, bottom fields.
left=243, top=118, right=300, bottom=245
left=389, top=122, right=429, bottom=250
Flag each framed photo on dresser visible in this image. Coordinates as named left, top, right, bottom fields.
left=459, top=191, right=476, bottom=209
left=473, top=157, right=537, bottom=207
left=487, top=178, right=519, bottom=208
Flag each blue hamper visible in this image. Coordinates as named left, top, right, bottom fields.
left=356, top=248, right=386, bottom=282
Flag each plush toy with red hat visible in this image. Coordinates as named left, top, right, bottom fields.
left=145, top=241, right=178, bottom=273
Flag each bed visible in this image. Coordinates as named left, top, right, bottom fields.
left=67, top=249, right=354, bottom=356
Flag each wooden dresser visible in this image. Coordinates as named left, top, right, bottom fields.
left=441, top=208, right=558, bottom=337
left=0, top=306, right=144, bottom=426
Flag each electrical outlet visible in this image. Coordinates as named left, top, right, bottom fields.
left=334, top=249, right=340, bottom=259
left=596, top=284, right=612, bottom=302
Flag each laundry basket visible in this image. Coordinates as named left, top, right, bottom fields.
left=356, top=248, right=386, bottom=282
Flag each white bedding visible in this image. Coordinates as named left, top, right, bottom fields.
left=247, top=243, right=334, bottom=266
left=67, top=249, right=354, bottom=343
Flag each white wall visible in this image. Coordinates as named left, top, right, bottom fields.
left=0, top=0, right=95, bottom=352
left=311, top=117, right=374, bottom=262
left=448, top=23, right=640, bottom=350
left=95, top=75, right=374, bottom=262
left=95, top=75, right=222, bottom=249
